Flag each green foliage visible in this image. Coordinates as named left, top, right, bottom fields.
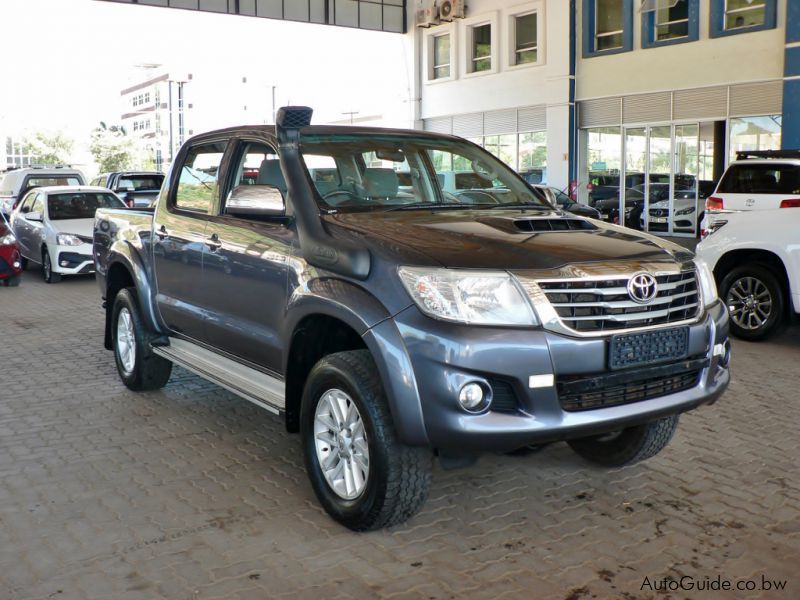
left=89, top=123, right=136, bottom=173
left=22, top=131, right=74, bottom=165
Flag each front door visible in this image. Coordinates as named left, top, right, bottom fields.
left=12, top=191, right=38, bottom=258
left=152, top=141, right=227, bottom=341
left=200, top=140, right=294, bottom=374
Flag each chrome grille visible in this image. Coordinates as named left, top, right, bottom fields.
left=536, top=271, right=700, bottom=333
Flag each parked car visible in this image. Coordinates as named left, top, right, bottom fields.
left=702, top=150, right=800, bottom=237
left=0, top=213, right=23, bottom=287
left=1, top=166, right=86, bottom=216
left=531, top=185, right=601, bottom=219
left=697, top=208, right=799, bottom=341
left=11, top=186, right=125, bottom=283
left=90, top=171, right=165, bottom=208
left=93, top=107, right=730, bottom=531
left=640, top=181, right=714, bottom=234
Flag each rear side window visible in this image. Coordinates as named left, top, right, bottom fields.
left=718, top=164, right=800, bottom=194
left=21, top=175, right=82, bottom=195
left=117, top=175, right=164, bottom=191
left=175, top=143, right=226, bottom=213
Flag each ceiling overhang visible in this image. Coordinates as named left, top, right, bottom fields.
left=96, top=0, right=406, bottom=33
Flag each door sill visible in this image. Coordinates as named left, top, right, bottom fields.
left=153, top=337, right=285, bottom=415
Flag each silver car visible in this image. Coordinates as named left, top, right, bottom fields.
left=10, top=186, right=125, bottom=283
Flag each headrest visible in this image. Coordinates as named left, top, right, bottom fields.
left=362, top=168, right=399, bottom=198
left=257, top=159, right=287, bottom=192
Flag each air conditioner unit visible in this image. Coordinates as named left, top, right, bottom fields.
left=438, top=0, right=466, bottom=21
left=415, top=0, right=439, bottom=27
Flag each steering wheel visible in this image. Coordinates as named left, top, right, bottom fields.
left=453, top=190, right=501, bottom=205
left=322, top=189, right=361, bottom=206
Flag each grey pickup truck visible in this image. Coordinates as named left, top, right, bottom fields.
left=93, top=107, right=731, bottom=531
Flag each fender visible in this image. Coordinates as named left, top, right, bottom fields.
left=284, top=279, right=429, bottom=446
left=101, top=240, right=164, bottom=350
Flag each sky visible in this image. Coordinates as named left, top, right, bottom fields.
left=0, top=0, right=413, bottom=144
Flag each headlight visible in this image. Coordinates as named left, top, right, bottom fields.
left=694, top=259, right=718, bottom=307
left=0, top=232, right=15, bottom=246
left=398, top=267, right=538, bottom=326
left=676, top=206, right=696, bottom=216
left=56, top=233, right=83, bottom=246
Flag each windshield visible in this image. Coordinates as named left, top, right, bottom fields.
left=117, top=174, right=164, bottom=191
left=299, top=135, right=550, bottom=212
left=47, top=192, right=125, bottom=220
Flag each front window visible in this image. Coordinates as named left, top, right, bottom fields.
left=655, top=0, right=689, bottom=40
left=175, top=143, right=225, bottom=213
left=471, top=24, right=492, bottom=72
left=514, top=12, right=538, bottom=65
left=298, top=135, right=550, bottom=213
left=595, top=0, right=624, bottom=51
left=47, top=192, right=125, bottom=220
left=432, top=34, right=451, bottom=79
left=724, top=0, right=766, bottom=29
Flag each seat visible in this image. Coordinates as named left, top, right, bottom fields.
left=257, top=159, right=287, bottom=195
left=362, top=168, right=399, bottom=199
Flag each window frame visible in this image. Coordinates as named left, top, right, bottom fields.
left=168, top=138, right=232, bottom=217
left=710, top=0, right=776, bottom=38
left=432, top=32, right=452, bottom=80
left=582, top=0, right=634, bottom=58
left=505, top=2, right=546, bottom=70
left=460, top=11, right=499, bottom=78
left=470, top=22, right=493, bottom=73
left=423, top=23, right=456, bottom=84
left=642, top=0, right=699, bottom=48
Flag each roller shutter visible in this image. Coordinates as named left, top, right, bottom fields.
left=483, top=109, right=518, bottom=135
left=517, top=105, right=547, bottom=132
left=579, top=97, right=622, bottom=128
left=672, top=86, right=728, bottom=120
left=729, top=80, right=783, bottom=117
left=622, top=92, right=671, bottom=124
left=424, top=117, right=452, bottom=134
left=452, top=113, right=484, bottom=138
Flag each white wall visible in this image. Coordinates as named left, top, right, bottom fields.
left=576, top=0, right=786, bottom=101
left=410, top=0, right=572, bottom=187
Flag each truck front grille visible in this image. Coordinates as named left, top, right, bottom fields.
left=537, top=271, right=699, bottom=333
left=556, top=357, right=707, bottom=411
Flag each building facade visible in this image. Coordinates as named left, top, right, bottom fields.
left=412, top=0, right=573, bottom=190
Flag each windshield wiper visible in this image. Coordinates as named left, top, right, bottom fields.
left=486, top=203, right=554, bottom=210
left=381, top=202, right=472, bottom=212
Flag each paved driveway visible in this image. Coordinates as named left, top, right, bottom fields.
left=0, top=271, right=797, bottom=599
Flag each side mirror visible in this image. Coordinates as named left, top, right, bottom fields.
left=25, top=211, right=43, bottom=222
left=225, top=185, right=285, bottom=217
left=539, top=187, right=559, bottom=208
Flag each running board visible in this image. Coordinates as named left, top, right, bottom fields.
left=152, top=338, right=285, bottom=415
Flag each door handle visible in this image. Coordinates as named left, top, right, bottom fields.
left=155, top=225, right=168, bottom=239
left=205, top=232, right=222, bottom=250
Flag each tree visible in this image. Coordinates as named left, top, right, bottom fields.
left=22, top=131, right=74, bottom=165
left=89, top=123, right=136, bottom=173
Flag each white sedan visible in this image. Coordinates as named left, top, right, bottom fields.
left=696, top=208, right=800, bottom=340
left=10, top=186, right=125, bottom=283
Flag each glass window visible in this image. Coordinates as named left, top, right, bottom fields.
left=729, top=115, right=782, bottom=162
left=596, top=0, right=624, bottom=51
left=433, top=34, right=450, bottom=79
left=585, top=127, right=622, bottom=205
left=31, top=193, right=44, bottom=214
left=725, top=0, right=766, bottom=29
left=514, top=12, right=538, bottom=65
left=47, top=192, right=125, bottom=220
left=118, top=175, right=164, bottom=191
left=483, top=134, right=517, bottom=169
left=519, top=131, right=547, bottom=172
left=718, top=164, right=800, bottom=194
left=655, top=0, right=689, bottom=40
left=298, top=135, right=550, bottom=211
left=471, top=24, right=492, bottom=72
left=175, top=143, right=225, bottom=213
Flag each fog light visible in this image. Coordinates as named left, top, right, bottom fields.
left=60, top=260, right=69, bottom=267
left=12, top=261, right=20, bottom=269
left=458, top=382, right=486, bottom=412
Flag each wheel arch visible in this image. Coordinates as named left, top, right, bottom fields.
left=102, top=251, right=161, bottom=350
left=713, top=248, right=791, bottom=303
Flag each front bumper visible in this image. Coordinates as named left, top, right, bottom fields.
left=52, top=243, right=94, bottom=274
left=394, top=302, right=730, bottom=453
left=0, top=247, right=24, bottom=279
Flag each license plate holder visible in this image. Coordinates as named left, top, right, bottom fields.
left=609, top=327, right=689, bottom=370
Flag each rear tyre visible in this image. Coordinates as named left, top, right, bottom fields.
left=42, top=249, right=61, bottom=283
left=112, top=288, right=172, bottom=391
left=2, top=275, right=21, bottom=287
left=567, top=415, right=679, bottom=467
left=720, top=264, right=785, bottom=341
left=300, top=350, right=433, bottom=531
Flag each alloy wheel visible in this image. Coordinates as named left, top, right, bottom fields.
left=116, top=307, right=136, bottom=374
left=313, top=388, right=370, bottom=500
left=726, top=276, right=773, bottom=331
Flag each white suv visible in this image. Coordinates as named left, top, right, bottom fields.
left=697, top=208, right=799, bottom=340
left=701, top=150, right=800, bottom=237
left=0, top=166, right=86, bottom=216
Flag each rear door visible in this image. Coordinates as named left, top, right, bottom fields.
left=715, top=162, right=800, bottom=211
left=152, top=140, right=229, bottom=341
left=11, top=191, right=37, bottom=257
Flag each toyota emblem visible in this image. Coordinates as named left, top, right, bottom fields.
left=628, top=273, right=658, bottom=304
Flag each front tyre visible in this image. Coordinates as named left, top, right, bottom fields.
left=112, top=288, right=172, bottom=391
left=567, top=415, right=679, bottom=467
left=720, top=264, right=785, bottom=341
left=301, top=350, right=432, bottom=531
left=42, top=249, right=61, bottom=283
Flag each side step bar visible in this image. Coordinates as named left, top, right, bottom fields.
left=152, top=338, right=285, bottom=415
